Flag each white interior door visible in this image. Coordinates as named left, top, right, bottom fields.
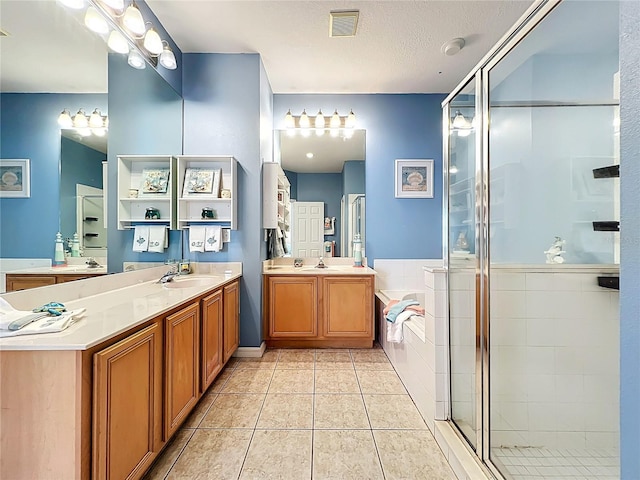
left=291, top=202, right=324, bottom=258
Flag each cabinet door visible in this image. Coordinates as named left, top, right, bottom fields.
left=5, top=275, right=56, bottom=291
left=164, top=303, right=200, bottom=439
left=223, top=281, right=240, bottom=363
left=268, top=276, right=318, bottom=338
left=322, top=276, right=374, bottom=338
left=93, top=322, right=163, bottom=480
left=201, top=289, right=223, bottom=392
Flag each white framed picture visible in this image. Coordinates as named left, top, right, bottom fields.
left=0, top=159, right=30, bottom=198
left=395, top=159, right=434, bottom=198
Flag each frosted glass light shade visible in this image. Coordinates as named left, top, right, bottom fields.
left=127, top=50, right=146, bottom=69
left=100, top=0, right=124, bottom=13
left=452, top=111, right=468, bottom=129
left=346, top=109, right=356, bottom=128
left=143, top=28, right=163, bottom=56
left=123, top=3, right=146, bottom=37
left=314, top=110, right=325, bottom=129
left=84, top=7, right=109, bottom=34
left=330, top=110, right=341, bottom=128
left=89, top=109, right=104, bottom=128
left=159, top=44, right=177, bottom=69
left=73, top=110, right=88, bottom=128
left=284, top=110, right=295, bottom=129
left=57, top=109, right=73, bottom=128
left=107, top=30, right=129, bottom=54
left=299, top=110, right=310, bottom=128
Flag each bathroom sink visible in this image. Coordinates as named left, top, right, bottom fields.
left=162, top=276, right=220, bottom=289
left=300, top=266, right=338, bottom=272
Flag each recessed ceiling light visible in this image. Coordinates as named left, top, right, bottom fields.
left=306, top=153, right=314, bottom=159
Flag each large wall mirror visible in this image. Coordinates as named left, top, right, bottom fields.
left=277, top=129, right=366, bottom=258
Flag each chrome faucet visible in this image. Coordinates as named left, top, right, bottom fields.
left=158, top=265, right=178, bottom=283
left=316, top=256, right=327, bottom=268
left=85, top=258, right=100, bottom=268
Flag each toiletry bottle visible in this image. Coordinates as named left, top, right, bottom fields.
left=353, top=233, right=363, bottom=267
left=71, top=233, right=80, bottom=257
left=54, top=232, right=66, bottom=266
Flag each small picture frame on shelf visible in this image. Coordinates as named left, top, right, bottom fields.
left=0, top=159, right=30, bottom=198
left=394, top=159, right=434, bottom=198
left=141, top=168, right=170, bottom=194
left=183, top=168, right=214, bottom=195
left=324, top=216, right=335, bottom=235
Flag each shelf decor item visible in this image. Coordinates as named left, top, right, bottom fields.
left=211, top=168, right=223, bottom=198
left=395, top=159, right=434, bottom=198
left=141, top=168, right=170, bottom=194
left=183, top=168, right=214, bottom=195
left=0, top=159, right=30, bottom=198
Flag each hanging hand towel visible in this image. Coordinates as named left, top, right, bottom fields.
left=189, top=226, right=206, bottom=252
left=205, top=225, right=222, bottom=252
left=387, top=310, right=418, bottom=343
left=148, top=226, right=167, bottom=253
left=133, top=226, right=150, bottom=252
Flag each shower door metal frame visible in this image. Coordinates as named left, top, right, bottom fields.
left=442, top=0, right=565, bottom=478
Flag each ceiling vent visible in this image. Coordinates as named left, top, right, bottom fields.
left=330, top=11, right=359, bottom=38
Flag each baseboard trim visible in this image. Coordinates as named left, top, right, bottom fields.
left=233, top=341, right=266, bottom=358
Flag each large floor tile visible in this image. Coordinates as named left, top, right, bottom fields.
left=200, top=393, right=265, bottom=428
left=268, top=369, right=314, bottom=393
left=364, top=394, right=428, bottom=429
left=374, top=430, right=456, bottom=479
left=315, top=369, right=360, bottom=393
left=256, top=394, right=313, bottom=429
left=312, top=430, right=384, bottom=480
left=182, top=393, right=217, bottom=428
left=357, top=369, right=407, bottom=394
left=277, top=349, right=315, bottom=369
left=314, top=394, right=369, bottom=429
left=352, top=350, right=394, bottom=370
left=234, top=349, right=280, bottom=369
left=166, top=429, right=252, bottom=480
left=240, top=430, right=312, bottom=479
left=315, top=351, right=354, bottom=369
left=220, top=368, right=273, bottom=393
left=143, top=428, right=195, bottom=480
left=208, top=367, right=235, bottom=393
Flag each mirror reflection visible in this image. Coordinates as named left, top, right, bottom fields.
left=277, top=129, right=366, bottom=258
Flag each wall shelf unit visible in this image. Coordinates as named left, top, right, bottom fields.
left=176, top=155, right=237, bottom=230
left=263, top=162, right=291, bottom=232
left=117, top=155, right=177, bottom=230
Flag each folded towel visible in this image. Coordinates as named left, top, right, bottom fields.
left=133, top=226, right=150, bottom=252
left=387, top=310, right=418, bottom=343
left=148, top=226, right=167, bottom=253
left=189, top=226, right=206, bottom=252
left=385, top=299, right=420, bottom=323
left=0, top=308, right=86, bottom=338
left=383, top=299, right=425, bottom=316
left=205, top=225, right=222, bottom=252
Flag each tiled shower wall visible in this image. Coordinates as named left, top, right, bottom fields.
left=450, top=266, right=619, bottom=451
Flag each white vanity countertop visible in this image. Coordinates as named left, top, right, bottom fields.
left=5, top=265, right=108, bottom=275
left=263, top=258, right=375, bottom=275
left=0, top=263, right=242, bottom=351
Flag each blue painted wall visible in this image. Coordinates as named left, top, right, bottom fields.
left=284, top=169, right=298, bottom=199
left=343, top=160, right=365, bottom=195
left=274, top=94, right=445, bottom=263
left=182, top=53, right=270, bottom=348
left=60, top=137, right=105, bottom=239
left=0, top=93, right=106, bottom=258
left=620, top=2, right=640, bottom=477
left=106, top=54, right=184, bottom=272
left=297, top=173, right=343, bottom=255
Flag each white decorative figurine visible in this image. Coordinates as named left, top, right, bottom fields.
left=544, top=236, right=566, bottom=264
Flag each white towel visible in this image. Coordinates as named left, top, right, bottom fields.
left=0, top=308, right=86, bottom=337
left=205, top=226, right=222, bottom=252
left=189, top=226, right=206, bottom=252
left=148, top=226, right=167, bottom=253
left=387, top=310, right=420, bottom=343
left=133, top=226, right=149, bottom=252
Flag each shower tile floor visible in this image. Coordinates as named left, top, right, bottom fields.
left=492, top=446, right=619, bottom=480
left=143, top=347, right=456, bottom=480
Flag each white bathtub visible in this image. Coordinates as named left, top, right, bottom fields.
left=377, top=289, right=426, bottom=339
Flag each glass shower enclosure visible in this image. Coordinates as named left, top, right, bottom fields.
left=443, top=1, right=620, bottom=479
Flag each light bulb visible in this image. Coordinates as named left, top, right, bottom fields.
left=159, top=44, right=177, bottom=69
left=127, top=50, right=146, bottom=69
left=452, top=111, right=468, bottom=129
left=284, top=109, right=295, bottom=129
left=330, top=110, right=340, bottom=129
left=100, top=0, right=124, bottom=13
left=107, top=30, right=129, bottom=54
left=84, top=6, right=109, bottom=34
left=123, top=2, right=146, bottom=37
left=73, top=109, right=88, bottom=128
left=89, top=109, right=104, bottom=128
left=315, top=110, right=325, bottom=129
left=346, top=109, right=356, bottom=128
left=299, top=110, right=310, bottom=128
left=59, top=0, right=84, bottom=9
left=57, top=109, right=73, bottom=128
left=143, top=27, right=163, bottom=56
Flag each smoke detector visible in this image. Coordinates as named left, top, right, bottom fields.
left=330, top=11, right=359, bottom=37
left=441, top=38, right=466, bottom=56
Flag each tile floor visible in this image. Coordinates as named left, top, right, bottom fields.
left=143, top=347, right=456, bottom=480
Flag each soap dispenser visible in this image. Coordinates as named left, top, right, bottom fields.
left=54, top=232, right=66, bottom=266
left=71, top=233, right=80, bottom=257
left=353, top=233, right=363, bottom=267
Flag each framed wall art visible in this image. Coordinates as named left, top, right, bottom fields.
left=0, top=159, right=30, bottom=198
left=395, top=159, right=434, bottom=198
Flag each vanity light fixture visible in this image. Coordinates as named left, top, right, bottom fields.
left=84, top=6, right=109, bottom=34
left=299, top=110, right=310, bottom=129
left=100, top=0, right=124, bottom=14
left=451, top=110, right=469, bottom=129
left=122, top=1, right=146, bottom=37
left=284, top=109, right=357, bottom=137
left=143, top=25, right=163, bottom=56
left=128, top=49, right=146, bottom=69
left=73, top=109, right=89, bottom=128
left=58, top=107, right=108, bottom=137
left=107, top=30, right=129, bottom=54
left=88, top=108, right=104, bottom=128
left=57, top=109, right=73, bottom=128
left=159, top=41, right=177, bottom=70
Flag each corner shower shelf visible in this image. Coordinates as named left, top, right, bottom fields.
left=597, top=276, right=619, bottom=290
left=592, top=165, right=620, bottom=178
left=593, top=221, right=620, bottom=232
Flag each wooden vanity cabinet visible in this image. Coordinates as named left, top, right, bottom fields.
left=201, top=290, right=223, bottom=392
left=5, top=273, right=105, bottom=291
left=268, top=276, right=318, bottom=338
left=93, top=322, right=163, bottom=480
left=223, top=280, right=240, bottom=363
left=164, top=302, right=200, bottom=439
left=322, top=276, right=374, bottom=338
